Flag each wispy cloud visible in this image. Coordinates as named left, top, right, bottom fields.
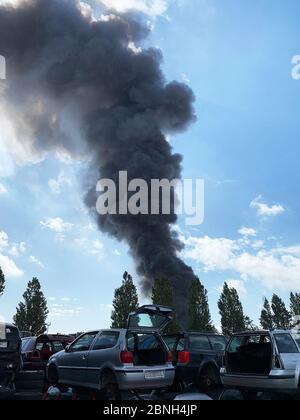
left=250, top=196, right=285, bottom=217
left=0, top=183, right=7, bottom=195
left=99, top=0, right=168, bottom=16
left=48, top=171, right=72, bottom=195
left=40, top=218, right=74, bottom=233
left=29, top=255, right=44, bottom=268
left=238, top=227, right=257, bottom=237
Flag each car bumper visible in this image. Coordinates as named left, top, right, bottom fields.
left=220, top=368, right=298, bottom=393
left=115, top=367, right=175, bottom=390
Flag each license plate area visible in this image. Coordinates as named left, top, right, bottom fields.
left=144, top=370, right=165, bottom=380
left=0, top=341, right=8, bottom=349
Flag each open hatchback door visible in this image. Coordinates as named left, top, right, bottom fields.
left=127, top=305, right=174, bottom=333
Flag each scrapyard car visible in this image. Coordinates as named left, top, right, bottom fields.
left=46, top=305, right=175, bottom=397
left=0, top=323, right=22, bottom=398
left=221, top=330, right=300, bottom=396
left=164, top=332, right=228, bottom=390
left=22, top=334, right=75, bottom=371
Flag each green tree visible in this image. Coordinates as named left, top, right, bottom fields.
left=187, top=278, right=215, bottom=332
left=0, top=267, right=5, bottom=297
left=290, top=292, right=300, bottom=320
left=260, top=298, right=274, bottom=330
left=111, top=272, right=139, bottom=329
left=151, top=278, right=181, bottom=332
left=271, top=294, right=292, bottom=329
left=14, top=278, right=49, bottom=335
left=218, top=283, right=246, bottom=336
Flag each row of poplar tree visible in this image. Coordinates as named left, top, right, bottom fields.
left=111, top=272, right=300, bottom=336
left=1, top=266, right=300, bottom=336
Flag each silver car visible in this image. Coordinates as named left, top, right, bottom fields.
left=46, top=305, right=175, bottom=397
left=220, top=330, right=300, bottom=396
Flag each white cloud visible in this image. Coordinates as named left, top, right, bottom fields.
left=9, top=242, right=26, bottom=257
left=218, top=279, right=248, bottom=297
left=29, top=255, right=44, bottom=268
left=48, top=171, right=72, bottom=195
left=250, top=196, right=285, bottom=217
left=0, top=254, right=23, bottom=278
left=238, top=227, right=257, bottom=237
left=184, top=233, right=300, bottom=291
left=99, top=0, right=168, bottom=16
left=40, top=218, right=74, bottom=233
left=0, top=232, right=8, bottom=250
left=89, top=239, right=106, bottom=260
left=0, top=183, right=7, bottom=195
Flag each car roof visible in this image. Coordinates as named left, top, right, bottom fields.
left=0, top=322, right=18, bottom=330
left=231, top=329, right=292, bottom=335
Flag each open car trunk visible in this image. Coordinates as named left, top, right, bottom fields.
left=227, top=334, right=273, bottom=375
left=127, top=333, right=168, bottom=366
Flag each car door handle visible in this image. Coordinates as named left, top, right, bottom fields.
left=82, top=355, right=87, bottom=361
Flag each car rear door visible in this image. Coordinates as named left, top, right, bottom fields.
left=127, top=305, right=174, bottom=333
left=86, top=331, right=121, bottom=388
left=57, top=331, right=98, bottom=386
left=187, top=334, right=215, bottom=368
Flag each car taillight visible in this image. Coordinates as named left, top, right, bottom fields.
left=120, top=351, right=134, bottom=364
left=178, top=351, right=190, bottom=364
left=167, top=351, right=173, bottom=363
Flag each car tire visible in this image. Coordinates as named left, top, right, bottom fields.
left=99, top=371, right=121, bottom=400
left=198, top=365, right=219, bottom=390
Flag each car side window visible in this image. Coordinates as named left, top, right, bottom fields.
left=69, top=332, right=98, bottom=353
left=52, top=341, right=64, bottom=352
left=274, top=334, right=299, bottom=354
left=189, top=335, right=211, bottom=351
left=92, top=332, right=119, bottom=351
left=209, top=336, right=227, bottom=351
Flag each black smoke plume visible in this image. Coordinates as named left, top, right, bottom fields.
left=0, top=0, right=197, bottom=324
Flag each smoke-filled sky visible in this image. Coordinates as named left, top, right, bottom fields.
left=1, top=0, right=300, bottom=332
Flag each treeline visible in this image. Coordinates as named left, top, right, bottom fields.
left=1, top=265, right=299, bottom=336
left=111, top=272, right=300, bottom=335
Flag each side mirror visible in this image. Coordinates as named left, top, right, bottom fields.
left=65, top=345, right=70, bottom=353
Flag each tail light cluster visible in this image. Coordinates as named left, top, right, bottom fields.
left=120, top=351, right=134, bottom=364
left=177, top=351, right=190, bottom=364
left=167, top=351, right=173, bottom=363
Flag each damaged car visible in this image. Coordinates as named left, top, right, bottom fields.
left=221, top=330, right=300, bottom=397
left=0, top=323, right=22, bottom=398
left=46, top=305, right=175, bottom=398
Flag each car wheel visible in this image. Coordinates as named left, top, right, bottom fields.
left=99, top=371, right=121, bottom=400
left=198, top=365, right=219, bottom=390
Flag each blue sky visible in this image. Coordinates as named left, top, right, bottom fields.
left=1, top=0, right=300, bottom=332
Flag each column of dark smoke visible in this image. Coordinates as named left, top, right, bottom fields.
left=0, top=0, right=197, bottom=324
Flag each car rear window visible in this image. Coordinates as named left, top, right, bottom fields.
left=0, top=326, right=20, bottom=351
left=189, top=335, right=211, bottom=351
left=127, top=334, right=163, bottom=351
left=92, top=332, right=119, bottom=350
left=274, top=334, right=299, bottom=354
left=209, top=336, right=227, bottom=351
